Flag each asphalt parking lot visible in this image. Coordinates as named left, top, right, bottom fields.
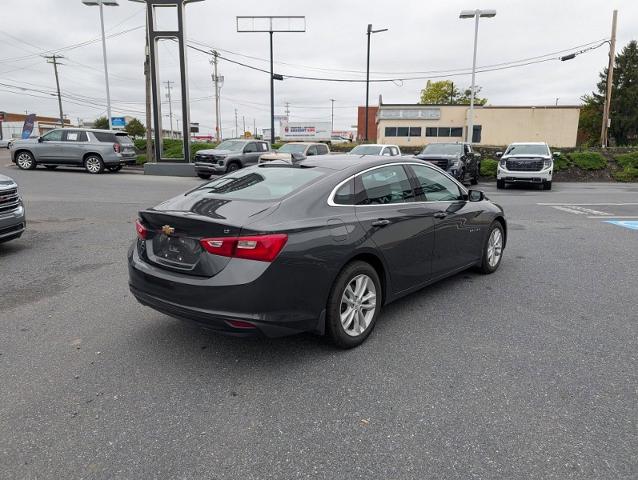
left=1, top=149, right=637, bottom=479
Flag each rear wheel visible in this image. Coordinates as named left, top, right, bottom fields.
left=478, top=221, right=504, bottom=274
left=326, top=261, right=382, bottom=348
left=107, top=165, right=122, bottom=172
left=226, top=162, right=240, bottom=173
left=44, top=165, right=58, bottom=170
left=16, top=151, right=36, bottom=170
left=197, top=173, right=212, bottom=180
left=543, top=180, right=552, bottom=190
left=496, top=179, right=505, bottom=189
left=84, top=155, right=104, bottom=174
left=471, top=163, right=480, bottom=185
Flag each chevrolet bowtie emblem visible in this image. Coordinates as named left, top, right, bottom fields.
left=161, top=225, right=175, bottom=236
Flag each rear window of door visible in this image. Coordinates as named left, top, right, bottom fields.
left=63, top=131, right=88, bottom=142
left=93, top=132, right=116, bottom=143
left=409, top=164, right=462, bottom=202
left=316, top=144, right=329, bottom=155
left=259, top=142, right=269, bottom=151
left=358, top=165, right=415, bottom=205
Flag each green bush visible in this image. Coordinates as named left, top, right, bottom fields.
left=480, top=158, right=498, bottom=177
left=567, top=152, right=607, bottom=170
left=134, top=138, right=147, bottom=152
left=553, top=154, right=571, bottom=171
left=136, top=154, right=147, bottom=165
left=615, top=151, right=638, bottom=169
left=613, top=166, right=638, bottom=182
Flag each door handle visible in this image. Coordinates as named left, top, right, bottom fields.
left=371, top=219, right=391, bottom=227
left=434, top=212, right=448, bottom=219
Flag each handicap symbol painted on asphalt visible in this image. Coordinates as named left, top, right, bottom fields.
left=604, top=220, right=638, bottom=230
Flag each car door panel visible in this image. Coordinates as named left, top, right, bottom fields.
left=37, top=130, right=65, bottom=162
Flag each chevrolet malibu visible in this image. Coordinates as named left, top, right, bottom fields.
left=129, top=155, right=506, bottom=348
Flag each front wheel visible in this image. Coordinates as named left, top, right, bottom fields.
left=197, top=173, right=212, bottom=180
left=226, top=162, right=240, bottom=173
left=16, top=151, right=36, bottom=170
left=326, top=261, right=382, bottom=348
left=477, top=222, right=504, bottom=274
left=84, top=155, right=104, bottom=174
left=496, top=179, right=505, bottom=189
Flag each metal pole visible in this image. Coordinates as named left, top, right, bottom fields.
left=234, top=109, right=238, bottom=138
left=242, top=116, right=246, bottom=137
left=330, top=98, right=335, bottom=132
left=270, top=31, right=275, bottom=145
left=165, top=81, right=174, bottom=139
left=467, top=11, right=480, bottom=143
left=365, top=24, right=371, bottom=141
left=144, top=20, right=153, bottom=162
left=213, top=50, right=221, bottom=142
left=97, top=1, right=113, bottom=130
left=46, top=55, right=65, bottom=128
left=600, top=9, right=618, bottom=148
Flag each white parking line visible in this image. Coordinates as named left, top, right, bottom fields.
left=538, top=203, right=638, bottom=206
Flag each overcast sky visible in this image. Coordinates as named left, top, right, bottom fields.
left=0, top=0, right=636, bottom=136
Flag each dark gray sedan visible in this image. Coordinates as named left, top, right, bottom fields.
left=128, top=155, right=506, bottom=348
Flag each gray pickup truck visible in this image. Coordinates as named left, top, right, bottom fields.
left=194, top=139, right=271, bottom=179
left=0, top=174, right=25, bottom=243
left=10, top=128, right=136, bottom=174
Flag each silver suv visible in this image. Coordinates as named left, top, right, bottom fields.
left=10, top=128, right=136, bottom=174
left=0, top=174, right=25, bottom=243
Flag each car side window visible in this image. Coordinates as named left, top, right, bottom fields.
left=390, top=147, right=398, bottom=156
left=63, top=131, right=88, bottom=142
left=359, top=165, right=415, bottom=205
left=333, top=179, right=354, bottom=205
left=410, top=164, right=462, bottom=202
left=42, top=130, right=63, bottom=141
left=381, top=147, right=391, bottom=156
left=244, top=143, right=258, bottom=153
left=464, top=145, right=471, bottom=155
left=93, top=132, right=116, bottom=143
left=317, top=144, right=329, bottom=155
left=307, top=145, right=318, bottom=156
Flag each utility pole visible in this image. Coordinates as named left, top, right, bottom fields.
left=450, top=82, right=455, bottom=103
left=144, top=19, right=153, bottom=162
left=242, top=116, right=246, bottom=137
left=44, top=54, right=65, bottom=127
left=234, top=108, right=238, bottom=138
left=164, top=80, right=174, bottom=139
left=253, top=118, right=256, bottom=138
left=365, top=24, right=388, bottom=142
left=285, top=102, right=290, bottom=119
left=211, top=50, right=222, bottom=143
left=330, top=98, right=335, bottom=133
left=601, top=9, right=618, bottom=149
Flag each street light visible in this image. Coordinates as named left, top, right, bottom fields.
left=365, top=24, right=387, bottom=142
left=82, top=0, right=118, bottom=131
left=459, top=9, right=496, bottom=144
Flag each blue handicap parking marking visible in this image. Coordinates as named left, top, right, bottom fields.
left=604, top=220, right=638, bottom=230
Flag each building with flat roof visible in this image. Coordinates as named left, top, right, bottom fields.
left=372, top=100, right=581, bottom=148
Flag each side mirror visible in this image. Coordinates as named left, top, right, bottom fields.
left=38, top=137, right=44, bottom=143
left=468, top=190, right=485, bottom=202
left=553, top=151, right=561, bottom=157
left=495, top=151, right=502, bottom=158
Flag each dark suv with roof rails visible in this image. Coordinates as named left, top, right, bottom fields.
left=414, top=142, right=480, bottom=185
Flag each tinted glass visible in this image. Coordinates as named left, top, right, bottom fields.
left=244, top=143, right=258, bottom=153
left=425, top=127, right=438, bottom=137
left=93, top=132, right=116, bottom=143
left=306, top=146, right=318, bottom=156
left=217, top=140, right=246, bottom=151
left=438, top=128, right=451, bottom=137
left=317, top=144, right=329, bottom=155
left=451, top=127, right=463, bottom=137
left=359, top=165, right=414, bottom=205
left=278, top=144, right=307, bottom=154
left=409, top=127, right=422, bottom=137
left=410, top=164, right=461, bottom=202
left=114, top=133, right=134, bottom=145
left=504, top=144, right=549, bottom=156
left=42, top=130, right=63, bottom=141
left=333, top=179, right=354, bottom=205
left=397, top=127, right=409, bottom=137
left=421, top=144, right=463, bottom=155
left=385, top=127, right=397, bottom=137
left=259, top=142, right=269, bottom=151
left=196, top=166, right=326, bottom=201
left=350, top=145, right=382, bottom=155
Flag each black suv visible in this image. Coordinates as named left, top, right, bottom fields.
left=414, top=142, right=480, bottom=185
left=194, top=139, right=271, bottom=179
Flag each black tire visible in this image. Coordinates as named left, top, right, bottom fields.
left=197, top=173, right=212, bottom=180
left=44, top=165, right=58, bottom=170
left=226, top=162, right=241, bottom=173
left=543, top=180, right=552, bottom=190
left=496, top=179, right=505, bottom=189
left=107, top=165, right=122, bottom=172
left=84, top=155, right=104, bottom=174
left=326, top=261, right=382, bottom=349
left=15, top=151, right=36, bottom=170
left=471, top=164, right=479, bottom=185
left=477, top=221, right=505, bottom=274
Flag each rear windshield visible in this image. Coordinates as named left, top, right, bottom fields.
left=350, top=145, right=382, bottom=155
left=114, top=133, right=133, bottom=145
left=505, top=144, right=549, bottom=156
left=196, top=165, right=326, bottom=201
left=421, top=144, right=463, bottom=155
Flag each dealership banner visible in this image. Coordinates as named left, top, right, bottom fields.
left=21, top=114, right=36, bottom=139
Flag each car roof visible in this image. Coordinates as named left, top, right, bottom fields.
left=509, top=142, right=548, bottom=145
left=299, top=154, right=419, bottom=171
left=352, top=144, right=397, bottom=147
left=283, top=142, right=325, bottom=146
left=50, top=127, right=128, bottom=134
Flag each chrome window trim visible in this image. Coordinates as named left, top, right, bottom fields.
left=327, top=161, right=468, bottom=207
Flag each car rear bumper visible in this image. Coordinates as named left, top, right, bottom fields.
left=106, top=154, right=136, bottom=166
left=128, top=244, right=325, bottom=338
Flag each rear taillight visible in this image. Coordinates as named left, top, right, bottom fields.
left=135, top=219, right=148, bottom=239
left=113, top=143, right=121, bottom=153
left=200, top=234, right=288, bottom=262
left=226, top=320, right=256, bottom=329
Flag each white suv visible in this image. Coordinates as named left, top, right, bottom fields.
left=496, top=142, right=558, bottom=190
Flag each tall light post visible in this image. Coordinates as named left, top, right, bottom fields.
left=330, top=98, right=335, bottom=133
left=459, top=9, right=496, bottom=143
left=82, top=0, right=118, bottom=130
left=365, top=24, right=387, bottom=142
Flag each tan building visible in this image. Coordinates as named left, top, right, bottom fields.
left=375, top=102, right=580, bottom=148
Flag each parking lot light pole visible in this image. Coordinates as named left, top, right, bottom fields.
left=459, top=9, right=496, bottom=144
left=82, top=0, right=118, bottom=131
left=365, top=24, right=387, bottom=142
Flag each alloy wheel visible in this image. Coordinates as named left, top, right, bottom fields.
left=487, top=228, right=503, bottom=268
left=340, top=274, right=377, bottom=337
left=17, top=153, right=34, bottom=169
left=85, top=156, right=102, bottom=174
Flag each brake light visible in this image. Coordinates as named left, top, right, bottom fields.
left=113, top=143, right=121, bottom=153
left=226, top=320, right=256, bottom=329
left=200, top=234, right=288, bottom=262
left=135, top=219, right=148, bottom=239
